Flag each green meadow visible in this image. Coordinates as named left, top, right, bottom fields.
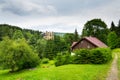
left=0, top=63, right=111, bottom=80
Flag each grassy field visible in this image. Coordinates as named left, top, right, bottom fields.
left=0, top=62, right=111, bottom=80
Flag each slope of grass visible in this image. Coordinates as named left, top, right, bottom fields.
left=0, top=63, right=111, bottom=80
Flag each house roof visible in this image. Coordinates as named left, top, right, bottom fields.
left=71, top=42, right=77, bottom=47
left=71, top=36, right=108, bottom=48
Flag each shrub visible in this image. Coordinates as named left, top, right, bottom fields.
left=55, top=52, right=71, bottom=66
left=0, top=38, right=40, bottom=72
left=73, top=49, right=91, bottom=64
left=90, top=48, right=112, bottom=64
left=41, top=58, right=49, bottom=64
left=55, top=53, right=63, bottom=66
left=73, top=48, right=112, bottom=64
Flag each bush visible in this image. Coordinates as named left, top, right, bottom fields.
left=90, top=48, right=112, bottom=64
left=73, top=49, right=91, bottom=64
left=0, top=38, right=40, bottom=72
left=55, top=52, right=71, bottom=66
left=73, top=48, right=112, bottom=64
left=41, top=58, right=49, bottom=64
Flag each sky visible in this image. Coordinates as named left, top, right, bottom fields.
left=0, top=0, right=120, bottom=34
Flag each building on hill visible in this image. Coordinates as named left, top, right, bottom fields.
left=43, top=31, right=54, bottom=40
left=71, top=36, right=108, bottom=51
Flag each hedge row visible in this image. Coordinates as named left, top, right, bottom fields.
left=73, top=48, right=112, bottom=64
left=55, top=48, right=112, bottom=66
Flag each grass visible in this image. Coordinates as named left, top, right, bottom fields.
left=112, top=48, right=120, bottom=79
left=0, top=62, right=111, bottom=80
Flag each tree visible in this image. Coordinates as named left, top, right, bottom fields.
left=28, top=35, right=37, bottom=47
left=117, top=20, right=120, bottom=37
left=110, top=21, right=116, bottom=31
left=0, top=37, right=40, bottom=72
left=74, top=29, right=79, bottom=41
left=12, top=30, right=24, bottom=40
left=63, top=33, right=75, bottom=52
left=63, top=33, right=75, bottom=45
left=44, top=40, right=55, bottom=59
left=109, top=20, right=120, bottom=37
left=116, top=38, right=120, bottom=48
left=107, top=31, right=118, bottom=49
left=35, top=39, right=46, bottom=58
left=82, top=19, right=109, bottom=43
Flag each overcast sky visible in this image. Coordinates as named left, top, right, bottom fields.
left=0, top=0, right=120, bottom=34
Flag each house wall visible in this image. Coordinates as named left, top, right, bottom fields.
left=72, top=39, right=96, bottom=50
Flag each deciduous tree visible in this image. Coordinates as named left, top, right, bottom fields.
left=82, top=19, right=109, bottom=43
left=107, top=31, right=118, bottom=49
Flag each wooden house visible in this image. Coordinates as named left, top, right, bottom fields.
left=71, top=36, right=108, bottom=51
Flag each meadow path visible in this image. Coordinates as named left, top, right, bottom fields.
left=106, top=53, right=118, bottom=80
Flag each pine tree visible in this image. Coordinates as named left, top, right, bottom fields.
left=116, top=20, right=120, bottom=37
left=110, top=21, right=116, bottom=31
left=74, top=29, right=79, bottom=41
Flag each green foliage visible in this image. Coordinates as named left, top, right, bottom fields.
left=55, top=53, right=63, bottom=66
left=0, top=37, right=40, bottom=72
left=117, top=20, right=120, bottom=36
left=110, top=20, right=120, bottom=37
left=44, top=35, right=68, bottom=60
left=110, top=21, right=116, bottom=31
left=74, top=29, right=79, bottom=41
left=107, top=31, right=118, bottom=49
left=90, top=48, right=112, bottom=64
left=44, top=40, right=54, bottom=59
left=0, top=24, right=22, bottom=40
left=82, top=18, right=109, bottom=43
left=41, top=58, right=49, bottom=64
left=35, top=39, right=46, bottom=58
left=73, top=48, right=112, bottom=64
left=12, top=30, right=24, bottom=40
left=55, top=52, right=71, bottom=66
left=73, top=49, right=91, bottom=64
left=63, top=33, right=75, bottom=46
left=116, top=38, right=120, bottom=48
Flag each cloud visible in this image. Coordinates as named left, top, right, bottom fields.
left=0, top=0, right=57, bottom=16
left=28, top=23, right=80, bottom=33
left=47, top=0, right=110, bottom=15
left=0, top=0, right=120, bottom=34
left=78, top=0, right=120, bottom=26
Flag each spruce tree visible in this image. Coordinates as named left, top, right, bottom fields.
left=110, top=21, right=116, bottom=31
left=74, top=29, right=79, bottom=41
left=117, top=20, right=120, bottom=37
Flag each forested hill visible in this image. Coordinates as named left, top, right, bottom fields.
left=0, top=24, right=42, bottom=41
left=0, top=24, right=76, bottom=60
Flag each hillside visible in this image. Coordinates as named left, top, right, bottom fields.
left=0, top=24, right=42, bottom=41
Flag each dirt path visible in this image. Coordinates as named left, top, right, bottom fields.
left=106, top=54, right=118, bottom=80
